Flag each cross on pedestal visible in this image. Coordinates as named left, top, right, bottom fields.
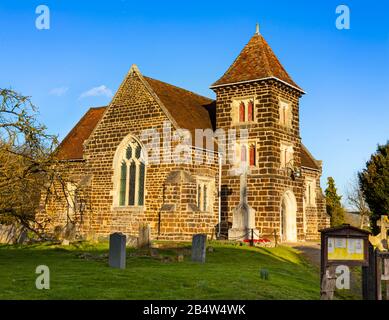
left=228, top=165, right=259, bottom=241
left=238, top=166, right=248, bottom=206
left=377, top=215, right=389, bottom=242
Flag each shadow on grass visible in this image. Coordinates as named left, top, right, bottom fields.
left=0, top=242, right=320, bottom=300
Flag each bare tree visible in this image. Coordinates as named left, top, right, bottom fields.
left=346, top=175, right=370, bottom=229
left=0, top=89, right=87, bottom=239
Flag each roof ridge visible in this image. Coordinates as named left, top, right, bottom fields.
left=143, top=76, right=214, bottom=102
left=261, top=36, right=294, bottom=82
left=89, top=106, right=107, bottom=110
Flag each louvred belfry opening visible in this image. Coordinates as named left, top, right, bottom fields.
left=239, top=102, right=245, bottom=122
left=249, top=145, right=256, bottom=166
left=248, top=100, right=254, bottom=121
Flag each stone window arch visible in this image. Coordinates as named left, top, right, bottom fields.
left=113, top=135, right=146, bottom=207
left=233, top=98, right=255, bottom=124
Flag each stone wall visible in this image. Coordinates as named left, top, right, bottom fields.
left=37, top=70, right=219, bottom=241
left=302, top=167, right=330, bottom=240
left=213, top=79, right=328, bottom=241
left=38, top=73, right=329, bottom=243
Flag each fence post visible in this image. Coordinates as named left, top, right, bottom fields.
left=362, top=243, right=378, bottom=300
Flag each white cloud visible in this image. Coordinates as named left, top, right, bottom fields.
left=80, top=85, right=113, bottom=99
left=49, top=86, right=68, bottom=96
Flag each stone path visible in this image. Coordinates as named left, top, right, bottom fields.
left=290, top=242, right=321, bottom=268
left=287, top=241, right=362, bottom=299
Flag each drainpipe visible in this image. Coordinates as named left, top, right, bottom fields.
left=218, top=153, right=222, bottom=239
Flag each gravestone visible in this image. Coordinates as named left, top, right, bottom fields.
left=63, top=222, right=76, bottom=241
left=138, top=224, right=151, bottom=249
left=109, top=232, right=126, bottom=269
left=191, top=234, right=207, bottom=263
left=17, top=229, right=28, bottom=244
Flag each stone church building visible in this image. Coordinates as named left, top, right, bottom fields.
left=37, top=28, right=330, bottom=242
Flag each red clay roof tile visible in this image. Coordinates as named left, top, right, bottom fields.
left=56, top=106, right=106, bottom=160
left=211, top=33, right=302, bottom=91
left=144, top=76, right=214, bottom=132
left=301, top=145, right=320, bottom=170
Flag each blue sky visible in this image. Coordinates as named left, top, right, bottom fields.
left=0, top=0, right=388, bottom=204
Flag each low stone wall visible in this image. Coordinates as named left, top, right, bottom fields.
left=158, top=211, right=217, bottom=241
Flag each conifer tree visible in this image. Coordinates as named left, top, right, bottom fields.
left=359, top=141, right=389, bottom=234
left=325, top=177, right=345, bottom=227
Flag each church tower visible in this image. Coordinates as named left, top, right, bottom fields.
left=211, top=26, right=306, bottom=241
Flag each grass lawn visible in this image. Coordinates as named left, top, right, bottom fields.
left=0, top=241, right=321, bottom=300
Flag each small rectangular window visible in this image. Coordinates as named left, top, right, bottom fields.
left=280, top=143, right=294, bottom=168
left=279, top=100, right=292, bottom=128
left=306, top=179, right=316, bottom=206
left=196, top=178, right=213, bottom=212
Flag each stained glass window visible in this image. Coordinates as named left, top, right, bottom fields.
left=135, top=143, right=141, bottom=159
left=119, top=162, right=127, bottom=206
left=128, top=161, right=136, bottom=205
left=138, top=162, right=145, bottom=206
left=126, top=146, right=132, bottom=159
left=117, top=138, right=146, bottom=207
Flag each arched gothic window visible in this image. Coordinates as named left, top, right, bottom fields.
left=116, top=138, right=146, bottom=207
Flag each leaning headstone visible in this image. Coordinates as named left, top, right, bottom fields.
left=126, top=235, right=138, bottom=248
left=53, top=226, right=63, bottom=240
left=17, top=229, right=28, bottom=244
left=63, top=222, right=76, bottom=241
left=191, top=234, right=207, bottom=263
left=109, top=232, right=126, bottom=269
left=138, top=224, right=151, bottom=249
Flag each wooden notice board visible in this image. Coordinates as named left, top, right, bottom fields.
left=327, top=237, right=364, bottom=261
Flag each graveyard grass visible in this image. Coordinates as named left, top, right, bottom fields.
left=0, top=242, right=322, bottom=300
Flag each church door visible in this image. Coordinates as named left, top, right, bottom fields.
left=281, top=191, right=297, bottom=242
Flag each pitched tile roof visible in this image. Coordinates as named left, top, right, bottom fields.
left=144, top=76, right=214, bottom=132
left=56, top=106, right=106, bottom=160
left=56, top=77, right=215, bottom=160
left=301, top=144, right=320, bottom=170
left=211, top=33, right=302, bottom=91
